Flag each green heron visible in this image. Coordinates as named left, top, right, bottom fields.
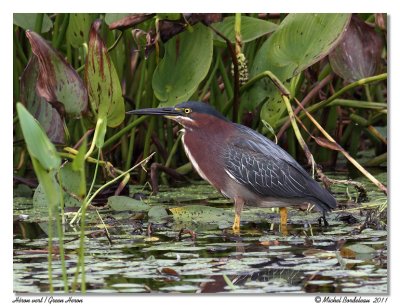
left=127, top=101, right=336, bottom=231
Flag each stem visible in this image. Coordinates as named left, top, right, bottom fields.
left=209, top=24, right=240, bottom=122
left=85, top=150, right=101, bottom=203
left=54, top=14, right=70, bottom=49
left=282, top=73, right=387, bottom=126
left=14, top=29, right=28, bottom=66
left=277, top=73, right=334, bottom=140
left=293, top=98, right=387, bottom=194
left=85, top=118, right=105, bottom=159
left=161, top=133, right=183, bottom=185
left=34, top=13, right=44, bottom=33
left=217, top=53, right=233, bottom=101
left=69, top=152, right=155, bottom=225
left=56, top=171, right=68, bottom=292
left=107, top=30, right=124, bottom=53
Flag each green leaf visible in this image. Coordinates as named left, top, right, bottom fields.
left=213, top=16, right=277, bottom=44
left=13, top=13, right=53, bottom=33
left=67, top=13, right=91, bottom=48
left=249, top=13, right=351, bottom=127
left=71, top=139, right=87, bottom=197
left=20, top=57, right=65, bottom=143
left=169, top=205, right=233, bottom=223
left=85, top=20, right=125, bottom=127
left=25, top=30, right=88, bottom=116
left=346, top=244, right=375, bottom=254
left=148, top=206, right=169, bottom=222
left=107, top=196, right=150, bottom=212
left=16, top=103, right=61, bottom=171
left=152, top=23, right=213, bottom=106
left=33, top=180, right=81, bottom=211
left=94, top=117, right=107, bottom=149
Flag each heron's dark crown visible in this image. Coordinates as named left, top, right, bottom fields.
left=176, top=101, right=229, bottom=122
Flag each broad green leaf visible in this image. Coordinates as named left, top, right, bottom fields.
left=249, top=13, right=351, bottom=127
left=85, top=20, right=125, bottom=127
left=33, top=180, right=81, bottom=210
left=169, top=205, right=233, bottom=223
left=346, top=244, right=375, bottom=254
left=329, top=16, right=383, bottom=82
left=67, top=13, right=91, bottom=48
left=13, top=13, right=53, bottom=33
left=25, top=30, right=88, bottom=116
left=107, top=196, right=150, bottom=212
left=152, top=23, right=213, bottom=106
left=148, top=206, right=169, bottom=222
left=213, top=16, right=277, bottom=44
left=16, top=103, right=61, bottom=171
left=20, top=57, right=64, bottom=143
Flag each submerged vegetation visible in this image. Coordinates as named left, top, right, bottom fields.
left=13, top=13, right=387, bottom=293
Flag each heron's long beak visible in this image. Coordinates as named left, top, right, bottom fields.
left=126, top=107, right=183, bottom=118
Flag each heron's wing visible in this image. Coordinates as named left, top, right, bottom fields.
left=223, top=138, right=311, bottom=199
left=224, top=125, right=336, bottom=210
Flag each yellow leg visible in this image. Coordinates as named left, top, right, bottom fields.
left=232, top=197, right=244, bottom=233
left=279, top=207, right=288, bottom=236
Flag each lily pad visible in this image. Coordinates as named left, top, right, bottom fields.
left=107, top=196, right=150, bottom=212
left=169, top=205, right=233, bottom=223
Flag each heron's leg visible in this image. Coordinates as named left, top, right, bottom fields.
left=279, top=207, right=288, bottom=235
left=232, top=197, right=245, bottom=233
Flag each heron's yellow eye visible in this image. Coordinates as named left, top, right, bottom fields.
left=184, top=108, right=191, bottom=114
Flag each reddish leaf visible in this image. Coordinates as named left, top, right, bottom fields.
left=329, top=15, right=383, bottom=82
left=108, top=13, right=155, bottom=30
left=25, top=30, right=88, bottom=116
left=85, top=20, right=124, bottom=127
left=313, top=137, right=344, bottom=151
left=20, top=57, right=65, bottom=143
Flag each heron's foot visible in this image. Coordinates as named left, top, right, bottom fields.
left=232, top=213, right=241, bottom=234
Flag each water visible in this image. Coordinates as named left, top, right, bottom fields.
left=13, top=172, right=387, bottom=293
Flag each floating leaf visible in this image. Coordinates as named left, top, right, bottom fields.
left=20, top=57, right=64, bottom=143
left=148, top=206, right=169, bottom=222
left=152, top=23, right=213, bottom=106
left=329, top=15, right=383, bottom=82
left=346, top=244, right=376, bottom=254
left=16, top=103, right=60, bottom=171
left=107, top=196, right=150, bottom=211
left=25, top=30, right=88, bottom=116
left=85, top=20, right=125, bottom=127
left=13, top=13, right=53, bottom=33
left=213, top=16, right=277, bottom=44
left=249, top=13, right=350, bottom=127
left=67, top=13, right=91, bottom=48
left=169, top=205, right=232, bottom=223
